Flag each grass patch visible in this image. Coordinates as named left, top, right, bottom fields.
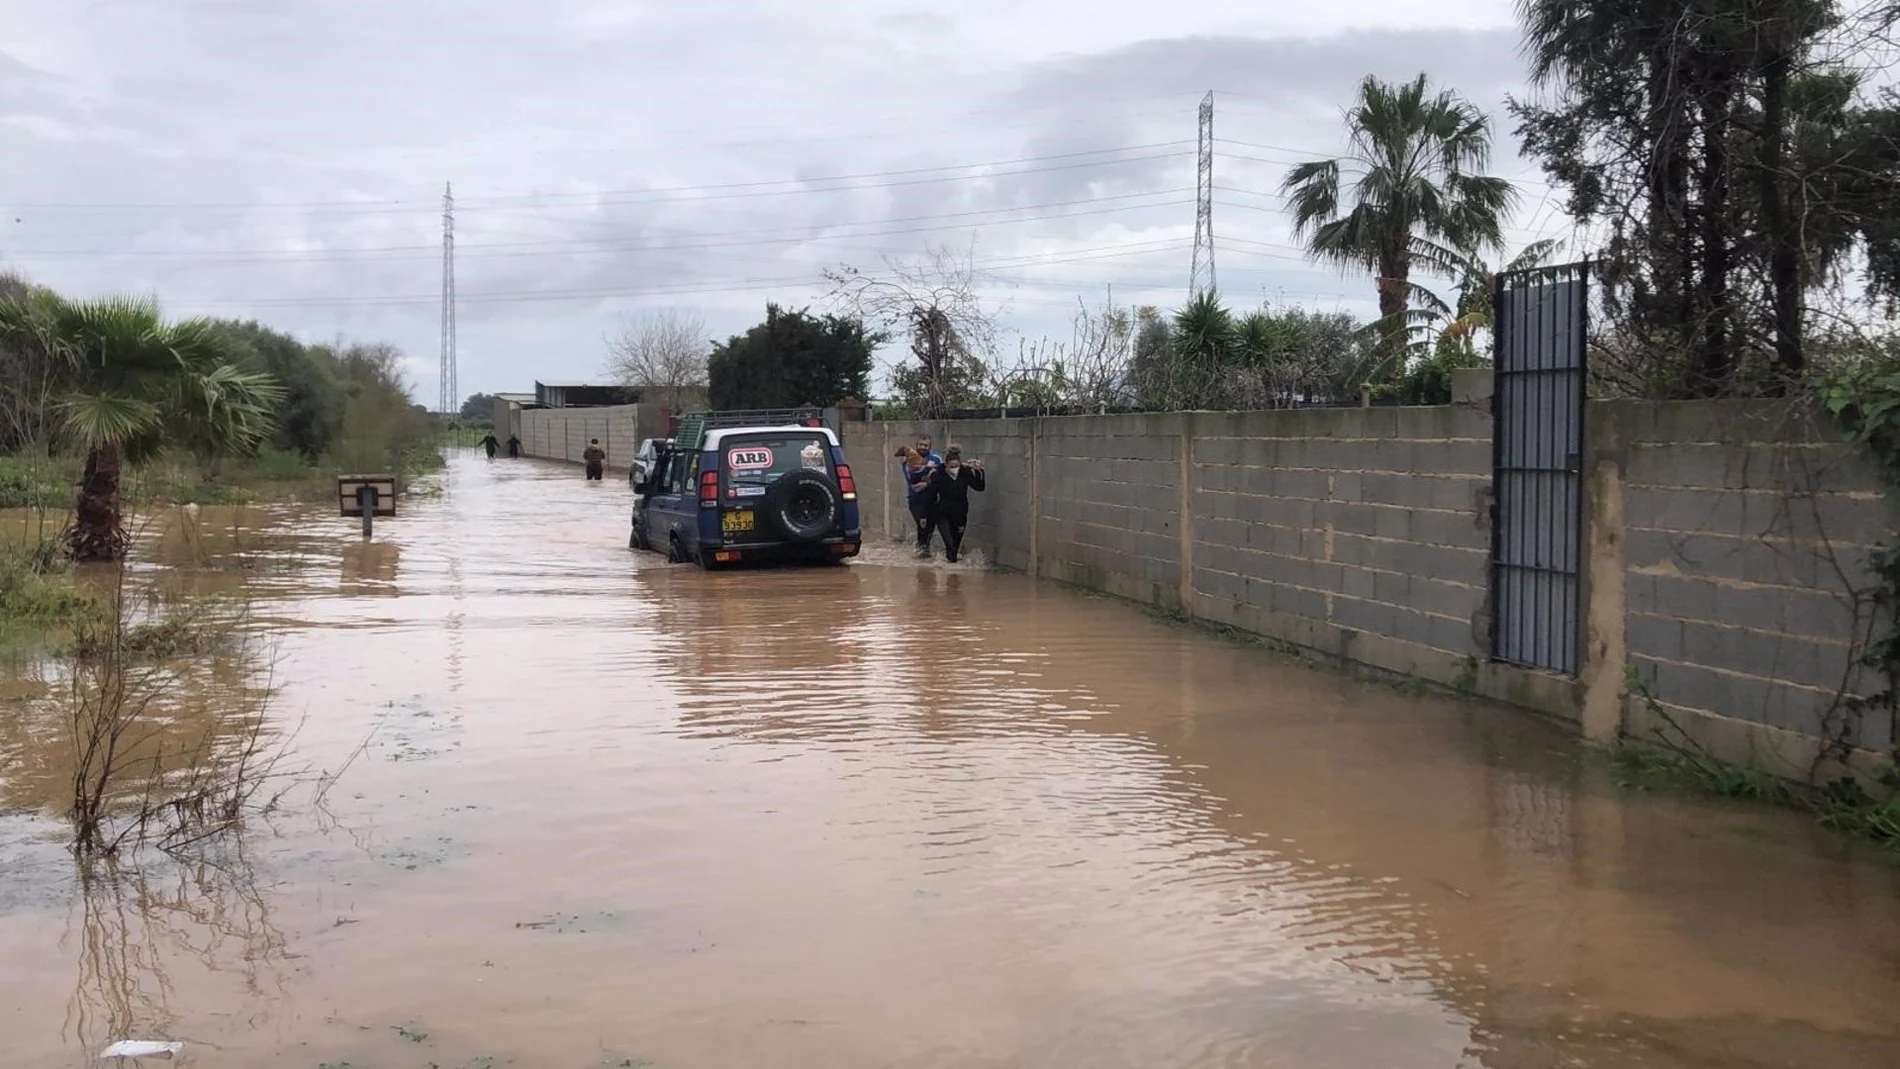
left=0, top=454, right=73, bottom=509
left=5, top=438, right=449, bottom=515
left=0, top=536, right=102, bottom=645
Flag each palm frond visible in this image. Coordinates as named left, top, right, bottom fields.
left=1281, top=159, right=1342, bottom=236
left=61, top=392, right=161, bottom=447
left=1441, top=311, right=1490, bottom=342
left=1503, top=238, right=1564, bottom=273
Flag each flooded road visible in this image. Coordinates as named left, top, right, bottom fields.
left=4, top=452, right=1900, bottom=1068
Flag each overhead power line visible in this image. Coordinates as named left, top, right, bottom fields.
left=5, top=189, right=1193, bottom=262
left=164, top=240, right=1193, bottom=310
left=5, top=142, right=1192, bottom=213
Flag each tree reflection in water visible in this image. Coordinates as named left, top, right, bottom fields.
left=63, top=841, right=288, bottom=1057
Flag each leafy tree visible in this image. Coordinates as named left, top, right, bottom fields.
left=311, top=340, right=441, bottom=477
left=0, top=272, right=61, bottom=453
left=0, top=294, right=283, bottom=561
left=212, top=319, right=346, bottom=460
left=1127, top=295, right=1378, bottom=410
left=1283, top=73, right=1515, bottom=379
left=1510, top=0, right=1900, bottom=394
left=707, top=303, right=879, bottom=410
left=1129, top=306, right=1176, bottom=409
left=459, top=392, right=498, bottom=422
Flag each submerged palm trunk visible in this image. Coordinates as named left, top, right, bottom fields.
left=68, top=444, right=128, bottom=562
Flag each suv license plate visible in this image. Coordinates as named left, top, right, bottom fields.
left=721, top=510, right=755, bottom=534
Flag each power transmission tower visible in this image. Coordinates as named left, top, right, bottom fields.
left=1190, top=91, right=1216, bottom=297
left=438, top=182, right=458, bottom=417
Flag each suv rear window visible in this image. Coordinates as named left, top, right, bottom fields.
left=721, top=434, right=832, bottom=499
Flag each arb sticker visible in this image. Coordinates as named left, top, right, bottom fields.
left=726, top=446, right=773, bottom=470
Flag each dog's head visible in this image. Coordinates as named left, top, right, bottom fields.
left=894, top=445, right=920, bottom=463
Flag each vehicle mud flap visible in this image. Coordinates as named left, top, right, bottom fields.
left=761, top=469, right=842, bottom=544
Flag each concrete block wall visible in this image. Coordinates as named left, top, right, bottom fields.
left=1608, top=401, right=1897, bottom=767
left=1189, top=406, right=1494, bottom=679
left=845, top=404, right=1501, bottom=681
left=506, top=403, right=664, bottom=475
left=838, top=399, right=1900, bottom=776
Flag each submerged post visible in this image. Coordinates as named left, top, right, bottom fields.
left=338, top=474, right=398, bottom=541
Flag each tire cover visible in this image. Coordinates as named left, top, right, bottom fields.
left=762, top=469, right=841, bottom=543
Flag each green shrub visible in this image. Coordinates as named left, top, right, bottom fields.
left=0, top=537, right=99, bottom=631
left=250, top=447, right=316, bottom=481
left=0, top=455, right=74, bottom=509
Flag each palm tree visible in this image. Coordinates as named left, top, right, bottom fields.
left=0, top=294, right=284, bottom=561
left=1283, top=73, right=1516, bottom=378
left=1409, top=239, right=1564, bottom=358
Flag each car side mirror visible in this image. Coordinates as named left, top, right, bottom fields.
left=633, top=480, right=651, bottom=495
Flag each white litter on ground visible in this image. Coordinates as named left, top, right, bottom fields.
left=99, top=1040, right=182, bottom=1059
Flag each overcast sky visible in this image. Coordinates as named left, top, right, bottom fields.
left=0, top=0, right=1580, bottom=407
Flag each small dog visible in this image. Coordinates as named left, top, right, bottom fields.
left=894, top=445, right=928, bottom=469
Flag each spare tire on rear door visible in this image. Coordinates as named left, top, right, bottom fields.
left=761, top=469, right=842, bottom=544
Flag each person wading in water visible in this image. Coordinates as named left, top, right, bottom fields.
left=506, top=434, right=521, bottom=458
left=480, top=432, right=500, bottom=458
left=582, top=439, right=606, bottom=480
left=924, top=445, right=985, bottom=564
left=900, top=432, right=942, bottom=558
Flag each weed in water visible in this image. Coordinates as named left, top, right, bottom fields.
left=1618, top=664, right=1900, bottom=849
left=1453, top=654, right=1479, bottom=695
left=394, top=1025, right=429, bottom=1043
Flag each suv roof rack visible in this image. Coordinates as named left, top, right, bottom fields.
left=675, top=407, right=828, bottom=451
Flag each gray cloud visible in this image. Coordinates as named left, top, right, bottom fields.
left=0, top=1, right=1548, bottom=402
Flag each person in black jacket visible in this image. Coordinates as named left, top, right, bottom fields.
left=924, top=445, right=985, bottom=563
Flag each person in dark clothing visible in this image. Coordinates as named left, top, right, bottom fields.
left=923, top=445, right=985, bottom=564
left=480, top=432, right=500, bottom=458
left=582, top=439, right=606, bottom=480
left=899, top=433, right=942, bottom=558
left=506, top=435, right=521, bottom=458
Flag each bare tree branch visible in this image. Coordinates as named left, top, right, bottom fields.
left=824, top=242, right=1001, bottom=417
left=603, top=308, right=709, bottom=412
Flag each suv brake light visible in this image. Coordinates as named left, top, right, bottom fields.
left=698, top=469, right=718, bottom=505
left=836, top=464, right=856, bottom=499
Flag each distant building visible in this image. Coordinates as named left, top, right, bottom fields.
left=535, top=381, right=639, bottom=408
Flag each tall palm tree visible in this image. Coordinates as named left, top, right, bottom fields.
left=1283, top=73, right=1517, bottom=377
left=0, top=293, right=284, bottom=561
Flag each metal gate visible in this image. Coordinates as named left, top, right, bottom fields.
left=1490, top=261, right=1588, bottom=675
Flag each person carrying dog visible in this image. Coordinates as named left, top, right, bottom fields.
left=582, top=439, right=606, bottom=480
left=898, top=433, right=942, bottom=557
left=924, top=445, right=984, bottom=564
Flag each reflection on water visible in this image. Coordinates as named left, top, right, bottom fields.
left=1, top=453, right=1899, bottom=1067
left=63, top=848, right=288, bottom=1060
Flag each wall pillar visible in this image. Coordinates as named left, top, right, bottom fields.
left=1028, top=418, right=1042, bottom=579
left=1178, top=412, right=1197, bottom=617
left=1580, top=404, right=1629, bottom=742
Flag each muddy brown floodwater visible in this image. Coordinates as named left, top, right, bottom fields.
left=5, top=453, right=1900, bottom=1068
